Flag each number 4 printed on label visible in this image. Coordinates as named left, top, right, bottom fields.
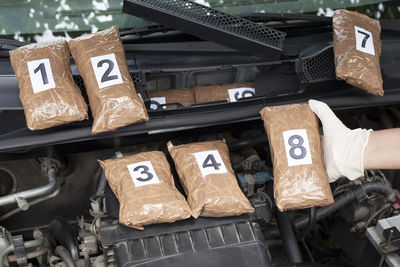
left=27, top=58, right=56, bottom=94
left=194, top=150, right=227, bottom=177
left=90, top=53, right=123, bottom=89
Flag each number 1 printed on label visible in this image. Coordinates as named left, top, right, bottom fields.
left=27, top=58, right=56, bottom=93
left=127, top=161, right=161, bottom=187
left=194, top=150, right=227, bottom=177
left=282, top=129, right=312, bottom=167
left=90, top=54, right=123, bottom=89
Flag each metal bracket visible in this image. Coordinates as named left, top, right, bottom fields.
left=12, top=235, right=27, bottom=265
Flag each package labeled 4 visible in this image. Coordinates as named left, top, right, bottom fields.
left=168, top=139, right=254, bottom=218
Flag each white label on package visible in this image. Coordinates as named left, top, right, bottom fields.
left=127, top=161, right=161, bottom=187
left=90, top=53, right=123, bottom=89
left=354, top=26, right=375, bottom=56
left=282, top=129, right=312, bottom=167
left=194, top=150, right=227, bottom=177
left=228, top=87, right=255, bottom=102
left=27, top=58, right=56, bottom=93
left=150, top=97, right=167, bottom=110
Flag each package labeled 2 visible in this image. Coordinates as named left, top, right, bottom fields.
left=69, top=26, right=149, bottom=135
left=260, top=103, right=334, bottom=211
left=99, top=151, right=191, bottom=230
left=168, top=140, right=254, bottom=218
left=9, top=40, right=88, bottom=130
left=333, top=9, right=383, bottom=96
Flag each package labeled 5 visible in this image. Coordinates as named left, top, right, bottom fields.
left=260, top=103, right=334, bottom=211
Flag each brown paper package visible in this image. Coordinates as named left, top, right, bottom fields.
left=333, top=9, right=383, bottom=96
left=168, top=140, right=254, bottom=218
left=69, top=26, right=149, bottom=135
left=260, top=103, right=334, bottom=211
left=149, top=88, right=195, bottom=108
left=194, top=82, right=254, bottom=103
left=99, top=151, right=191, bottom=230
left=9, top=40, right=88, bottom=130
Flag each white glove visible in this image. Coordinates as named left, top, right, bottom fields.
left=308, top=99, right=372, bottom=183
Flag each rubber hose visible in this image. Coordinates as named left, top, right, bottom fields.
left=298, top=207, right=316, bottom=240
left=266, top=182, right=396, bottom=239
left=0, top=238, right=44, bottom=267
left=275, top=210, right=303, bottom=264
left=55, top=246, right=77, bottom=267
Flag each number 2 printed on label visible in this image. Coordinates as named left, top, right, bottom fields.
left=90, top=53, right=123, bottom=89
left=282, top=129, right=312, bottom=167
left=354, top=26, right=375, bottom=56
left=194, top=150, right=227, bottom=177
left=27, top=58, right=56, bottom=93
left=127, top=161, right=161, bottom=187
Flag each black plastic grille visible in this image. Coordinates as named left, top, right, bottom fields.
left=123, top=0, right=285, bottom=59
left=300, top=47, right=336, bottom=83
left=73, top=72, right=145, bottom=105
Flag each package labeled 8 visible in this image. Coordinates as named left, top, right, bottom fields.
left=260, top=103, right=333, bottom=211
left=127, top=161, right=161, bottom=187
left=282, top=129, right=312, bottom=167
left=194, top=150, right=227, bottom=177
left=27, top=58, right=56, bottom=93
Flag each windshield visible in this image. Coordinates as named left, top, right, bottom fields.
left=1, top=0, right=399, bottom=42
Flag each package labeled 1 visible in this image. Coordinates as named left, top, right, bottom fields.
left=333, top=9, right=383, bottom=96
left=168, top=140, right=254, bottom=218
left=194, top=82, right=255, bottom=103
left=9, top=40, right=88, bottom=130
left=149, top=88, right=195, bottom=110
left=99, top=151, right=191, bottom=230
left=260, top=103, right=334, bottom=211
left=68, top=26, right=149, bottom=135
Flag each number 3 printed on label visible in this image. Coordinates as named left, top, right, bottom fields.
left=90, top=53, right=123, bottom=89
left=194, top=150, right=227, bottom=177
left=282, top=129, right=312, bottom=167
left=27, top=58, right=56, bottom=94
left=127, top=161, right=161, bottom=187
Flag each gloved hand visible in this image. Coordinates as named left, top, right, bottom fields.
left=308, top=99, right=372, bottom=183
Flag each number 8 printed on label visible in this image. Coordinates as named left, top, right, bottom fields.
left=90, top=53, right=123, bottom=89
left=127, top=161, right=161, bottom=187
left=282, top=129, right=312, bottom=167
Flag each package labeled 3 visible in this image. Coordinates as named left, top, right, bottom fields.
left=260, top=103, right=334, bottom=211
left=99, top=151, right=191, bottom=230
left=69, top=26, right=149, bottom=134
left=149, top=88, right=195, bottom=110
left=9, top=40, right=88, bottom=130
left=194, top=82, right=255, bottom=103
left=168, top=140, right=254, bottom=218
left=333, top=9, right=383, bottom=96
